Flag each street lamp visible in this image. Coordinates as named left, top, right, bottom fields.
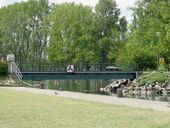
left=155, top=32, right=161, bottom=70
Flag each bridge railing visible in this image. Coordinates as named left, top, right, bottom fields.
left=17, top=62, right=126, bottom=72
left=11, top=62, right=22, bottom=81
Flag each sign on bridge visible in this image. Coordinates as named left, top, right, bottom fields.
left=7, top=54, right=15, bottom=62
left=66, top=64, right=75, bottom=73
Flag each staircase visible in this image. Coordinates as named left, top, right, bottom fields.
left=10, top=62, right=22, bottom=83
left=10, top=62, right=40, bottom=87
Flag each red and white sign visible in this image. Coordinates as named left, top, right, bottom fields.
left=66, top=64, right=75, bottom=73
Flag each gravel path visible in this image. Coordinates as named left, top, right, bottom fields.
left=1, top=87, right=170, bottom=112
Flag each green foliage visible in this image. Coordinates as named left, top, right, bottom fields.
left=158, top=64, right=167, bottom=71
left=0, top=0, right=127, bottom=65
left=117, top=43, right=157, bottom=70
left=1, top=0, right=170, bottom=72
left=138, top=71, right=170, bottom=85
left=0, top=0, right=50, bottom=62
left=116, top=0, right=170, bottom=70
left=47, top=0, right=127, bottom=64
left=133, top=49, right=157, bottom=70
left=95, top=0, right=127, bottom=63
left=0, top=61, right=8, bottom=75
left=48, top=3, right=98, bottom=63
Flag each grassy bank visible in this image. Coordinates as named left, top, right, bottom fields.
left=137, top=71, right=170, bottom=85
left=0, top=89, right=170, bottom=128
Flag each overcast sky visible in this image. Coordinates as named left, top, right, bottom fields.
left=0, top=0, right=137, bottom=22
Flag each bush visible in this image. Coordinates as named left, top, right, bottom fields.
left=116, top=44, right=157, bottom=71
left=0, top=61, right=8, bottom=76
left=133, top=50, right=157, bottom=71
left=138, top=71, right=170, bottom=85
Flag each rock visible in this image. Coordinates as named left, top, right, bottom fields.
left=101, top=79, right=131, bottom=95
left=146, top=90, right=155, bottom=96
left=100, top=88, right=104, bottom=92
left=162, top=90, right=168, bottom=96
left=128, top=90, right=134, bottom=95
left=166, top=85, right=170, bottom=90
left=117, top=89, right=123, bottom=97
left=40, top=83, right=45, bottom=89
left=147, top=85, right=153, bottom=91
left=54, top=92, right=58, bottom=95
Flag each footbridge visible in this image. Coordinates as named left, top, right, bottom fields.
left=10, top=62, right=137, bottom=81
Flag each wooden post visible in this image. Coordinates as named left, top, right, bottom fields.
left=117, top=88, right=123, bottom=98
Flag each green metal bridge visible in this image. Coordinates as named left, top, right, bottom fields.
left=11, top=62, right=137, bottom=81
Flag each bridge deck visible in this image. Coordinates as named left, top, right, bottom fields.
left=21, top=71, right=137, bottom=80
left=16, top=63, right=137, bottom=80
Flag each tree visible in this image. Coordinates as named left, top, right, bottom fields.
left=26, top=0, right=50, bottom=62
left=95, top=0, right=127, bottom=63
left=48, top=3, right=98, bottom=63
left=0, top=0, right=50, bottom=62
left=117, top=0, right=170, bottom=70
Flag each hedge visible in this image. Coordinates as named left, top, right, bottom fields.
left=0, top=61, right=8, bottom=76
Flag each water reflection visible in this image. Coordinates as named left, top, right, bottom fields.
left=26, top=80, right=111, bottom=94
left=25, top=80, right=170, bottom=102
left=123, top=93, right=170, bottom=102
left=47, top=80, right=110, bottom=95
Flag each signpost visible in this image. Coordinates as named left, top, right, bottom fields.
left=158, top=57, right=166, bottom=71
left=159, top=57, right=165, bottom=65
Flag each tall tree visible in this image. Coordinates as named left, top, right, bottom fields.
left=117, top=0, right=170, bottom=70
left=26, top=0, right=50, bottom=62
left=0, top=0, right=50, bottom=62
left=48, top=3, right=98, bottom=63
left=95, top=0, right=127, bottom=63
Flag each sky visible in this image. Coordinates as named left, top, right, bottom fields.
left=0, top=0, right=137, bottom=22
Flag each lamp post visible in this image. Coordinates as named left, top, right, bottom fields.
left=155, top=32, right=161, bottom=70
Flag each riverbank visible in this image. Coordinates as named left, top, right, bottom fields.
left=0, top=76, right=18, bottom=86
left=101, top=71, right=170, bottom=100
left=1, top=87, right=170, bottom=112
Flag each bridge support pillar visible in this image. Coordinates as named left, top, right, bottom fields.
left=8, top=62, right=13, bottom=73
left=6, top=54, right=15, bottom=73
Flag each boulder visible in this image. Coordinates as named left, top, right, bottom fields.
left=166, top=84, right=170, bottom=91
left=117, top=89, right=123, bottom=97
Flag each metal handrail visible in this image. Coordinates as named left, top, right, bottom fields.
left=16, top=62, right=125, bottom=72
left=11, top=62, right=22, bottom=81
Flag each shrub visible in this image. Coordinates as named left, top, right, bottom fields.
left=138, top=71, right=169, bottom=85
left=133, top=51, right=157, bottom=71
left=0, top=61, right=8, bottom=76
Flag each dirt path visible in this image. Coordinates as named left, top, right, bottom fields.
left=1, top=87, right=170, bottom=112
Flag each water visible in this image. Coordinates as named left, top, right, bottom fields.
left=124, top=93, right=170, bottom=102
left=25, top=80, right=170, bottom=102
left=47, top=80, right=110, bottom=94
left=27, top=80, right=111, bottom=94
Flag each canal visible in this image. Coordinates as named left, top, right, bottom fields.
left=29, top=80, right=111, bottom=94
left=26, top=80, right=170, bottom=102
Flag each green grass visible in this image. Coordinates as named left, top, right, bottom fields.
left=0, top=89, right=170, bottom=128
left=138, top=71, right=170, bottom=85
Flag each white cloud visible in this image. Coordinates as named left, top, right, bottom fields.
left=116, top=0, right=136, bottom=21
